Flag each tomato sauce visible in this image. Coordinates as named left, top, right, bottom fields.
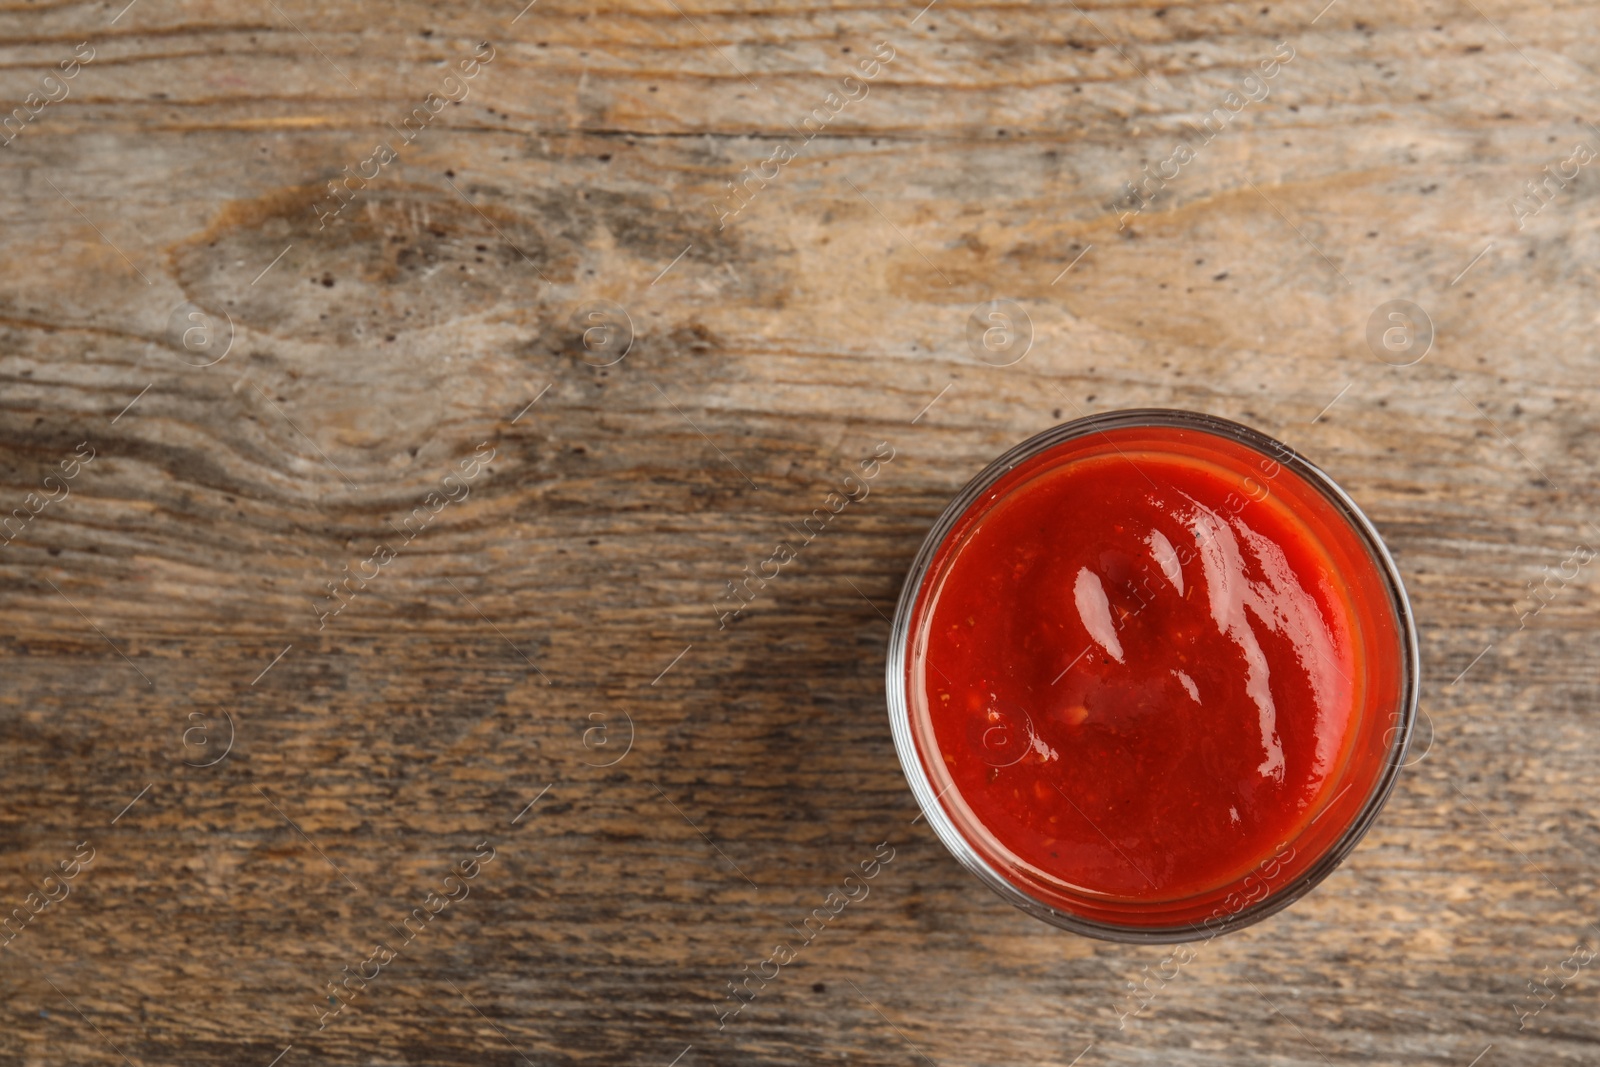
left=905, top=422, right=1405, bottom=921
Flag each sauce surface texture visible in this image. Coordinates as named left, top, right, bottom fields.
left=912, top=428, right=1373, bottom=902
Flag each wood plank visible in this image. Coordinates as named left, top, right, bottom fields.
left=1, top=0, right=1598, bottom=1063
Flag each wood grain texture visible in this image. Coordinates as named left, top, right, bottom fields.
left=1, top=0, right=1598, bottom=1063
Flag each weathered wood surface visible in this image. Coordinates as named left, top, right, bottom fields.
left=1, top=0, right=1598, bottom=1063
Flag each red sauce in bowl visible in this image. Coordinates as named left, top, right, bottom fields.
left=899, top=416, right=1411, bottom=935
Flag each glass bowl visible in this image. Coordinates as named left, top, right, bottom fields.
left=885, top=409, right=1419, bottom=943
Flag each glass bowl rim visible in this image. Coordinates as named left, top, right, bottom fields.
left=884, top=407, right=1421, bottom=944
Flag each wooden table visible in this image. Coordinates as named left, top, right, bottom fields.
left=1, top=0, right=1596, bottom=1063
